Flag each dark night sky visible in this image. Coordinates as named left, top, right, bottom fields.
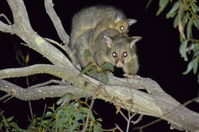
left=0, top=0, right=198, bottom=132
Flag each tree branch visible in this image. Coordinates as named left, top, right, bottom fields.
left=0, top=80, right=86, bottom=101
left=44, top=0, right=69, bottom=45
left=0, top=64, right=199, bottom=131
left=0, top=0, right=199, bottom=131
left=0, top=0, right=72, bottom=68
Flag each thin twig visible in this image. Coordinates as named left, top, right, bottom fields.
left=119, top=110, right=128, bottom=122
left=0, top=94, right=11, bottom=102
left=133, top=118, right=162, bottom=131
left=115, top=124, right=124, bottom=132
left=126, top=111, right=137, bottom=132
left=27, top=79, right=66, bottom=89
left=0, top=14, right=12, bottom=25
left=81, top=89, right=96, bottom=132
left=81, top=97, right=95, bottom=131
left=28, top=101, right=33, bottom=119
left=131, top=114, right=143, bottom=124
left=3, top=95, right=14, bottom=103
left=44, top=37, right=78, bottom=66
left=42, top=103, right=47, bottom=118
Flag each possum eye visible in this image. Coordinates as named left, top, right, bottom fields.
left=112, top=52, right=117, bottom=58
left=123, top=52, right=128, bottom=57
left=120, top=26, right=125, bottom=31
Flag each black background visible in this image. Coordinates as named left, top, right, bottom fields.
left=0, top=0, right=198, bottom=132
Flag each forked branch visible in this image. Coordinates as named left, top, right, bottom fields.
left=0, top=0, right=198, bottom=131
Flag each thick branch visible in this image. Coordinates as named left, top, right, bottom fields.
left=0, top=0, right=71, bottom=68
left=0, top=80, right=86, bottom=101
left=0, top=65, right=199, bottom=131
left=0, top=0, right=198, bottom=131
left=44, top=0, right=78, bottom=66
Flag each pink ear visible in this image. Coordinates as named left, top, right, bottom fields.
left=127, top=19, right=137, bottom=26
left=103, top=35, right=113, bottom=48
left=130, top=36, right=142, bottom=48
left=114, top=13, right=122, bottom=22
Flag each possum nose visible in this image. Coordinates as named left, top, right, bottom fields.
left=116, top=59, right=124, bottom=67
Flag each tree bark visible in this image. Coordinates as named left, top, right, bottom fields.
left=0, top=0, right=198, bottom=131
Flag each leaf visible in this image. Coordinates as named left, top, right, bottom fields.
left=94, top=123, right=103, bottom=132
left=56, top=93, right=75, bottom=105
left=179, top=41, right=188, bottom=61
left=45, top=111, right=53, bottom=117
left=156, top=0, right=169, bottom=16
left=191, top=3, right=199, bottom=13
left=192, top=57, right=198, bottom=74
left=55, top=118, right=65, bottom=129
left=186, top=20, right=193, bottom=39
left=173, top=12, right=182, bottom=28
left=98, top=72, right=109, bottom=84
left=100, top=63, right=114, bottom=72
left=184, top=57, right=199, bottom=75
left=84, top=49, right=92, bottom=61
left=145, top=0, right=153, bottom=10
left=88, top=67, right=98, bottom=77
left=166, top=1, right=180, bottom=18
left=79, top=64, right=95, bottom=75
left=193, top=15, right=199, bottom=30
left=182, top=12, right=189, bottom=27
left=183, top=61, right=193, bottom=75
left=6, top=116, right=14, bottom=122
left=25, top=54, right=30, bottom=64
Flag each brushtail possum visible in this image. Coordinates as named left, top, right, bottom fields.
left=70, top=6, right=137, bottom=45
left=70, top=29, right=141, bottom=75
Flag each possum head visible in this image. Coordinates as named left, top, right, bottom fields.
left=103, top=35, right=141, bottom=68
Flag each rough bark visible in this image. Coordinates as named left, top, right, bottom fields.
left=0, top=0, right=198, bottom=131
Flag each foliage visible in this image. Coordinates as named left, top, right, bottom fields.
left=157, top=0, right=199, bottom=82
left=0, top=111, right=25, bottom=132
left=80, top=62, right=114, bottom=84
left=0, top=96, right=102, bottom=132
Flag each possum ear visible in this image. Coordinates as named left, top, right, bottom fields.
left=114, top=13, right=122, bottom=22
left=127, top=19, right=137, bottom=26
left=130, top=36, right=142, bottom=48
left=103, top=35, right=113, bottom=48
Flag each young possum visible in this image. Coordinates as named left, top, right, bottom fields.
left=70, top=29, right=141, bottom=75
left=94, top=29, right=141, bottom=75
left=70, top=6, right=137, bottom=45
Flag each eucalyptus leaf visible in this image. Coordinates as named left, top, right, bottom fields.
left=145, top=0, right=153, bottom=10
left=84, top=49, right=92, bottom=61
left=191, top=3, right=199, bottom=13
left=57, top=93, right=75, bottom=105
left=94, top=123, right=103, bottom=132
left=79, top=64, right=95, bottom=75
left=98, top=72, right=109, bottom=84
left=88, top=68, right=98, bottom=77
left=173, top=12, right=182, bottom=28
left=6, top=116, right=14, bottom=122
left=183, top=61, right=193, bottom=75
left=192, top=57, right=198, bottom=74
left=100, top=63, right=114, bottom=72
left=179, top=41, right=188, bottom=61
left=187, top=20, right=193, bottom=39
left=156, top=0, right=169, bottom=15
left=193, top=16, right=199, bottom=29
left=45, top=111, right=53, bottom=117
left=166, top=1, right=180, bottom=18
